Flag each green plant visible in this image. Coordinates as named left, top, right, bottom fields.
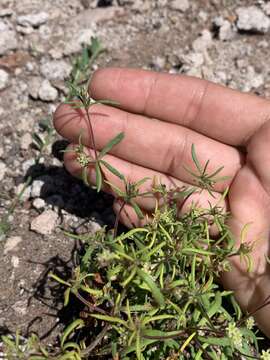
left=3, top=39, right=270, bottom=360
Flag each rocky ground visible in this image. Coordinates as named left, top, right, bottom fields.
left=1, top=0, right=270, bottom=348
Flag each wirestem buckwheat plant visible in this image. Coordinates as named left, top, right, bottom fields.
left=3, top=39, right=270, bottom=360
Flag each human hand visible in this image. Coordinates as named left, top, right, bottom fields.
left=54, top=68, right=270, bottom=336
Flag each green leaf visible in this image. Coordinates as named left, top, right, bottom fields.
left=137, top=268, right=165, bottom=307
left=64, top=287, right=71, bottom=306
left=95, top=161, right=103, bottom=192
left=100, top=160, right=125, bottom=180
left=90, top=314, right=129, bottom=327
left=198, top=335, right=231, bottom=347
left=99, top=132, right=124, bottom=158
left=191, top=144, right=203, bottom=173
left=49, top=273, right=71, bottom=287
left=82, top=167, right=89, bottom=186
left=61, top=319, right=84, bottom=349
left=62, top=341, right=82, bottom=352
left=130, top=200, right=144, bottom=220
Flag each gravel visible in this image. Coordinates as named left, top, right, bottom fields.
left=17, top=12, right=49, bottom=27
left=0, top=69, right=9, bottom=90
left=40, top=60, right=72, bottom=81
left=30, top=209, right=60, bottom=235
left=0, top=20, right=17, bottom=55
left=169, top=0, right=190, bottom=12
left=38, top=79, right=58, bottom=101
left=236, top=6, right=270, bottom=34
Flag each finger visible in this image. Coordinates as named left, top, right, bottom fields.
left=54, top=102, right=242, bottom=192
left=89, top=68, right=270, bottom=146
left=63, top=143, right=227, bottom=214
left=222, top=164, right=270, bottom=337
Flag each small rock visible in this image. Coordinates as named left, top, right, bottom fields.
left=32, top=198, right=46, bottom=210
left=20, top=133, right=32, bottom=150
left=192, top=29, right=213, bottom=52
left=0, top=69, right=9, bottom=90
left=169, top=0, right=190, bottom=12
left=40, top=60, right=72, bottom=81
left=236, top=6, right=270, bottom=34
left=0, top=161, right=7, bottom=181
left=30, top=209, right=59, bottom=235
left=16, top=25, right=34, bottom=35
left=0, top=20, right=17, bottom=55
left=22, top=158, right=35, bottom=173
left=64, top=28, right=95, bottom=55
left=11, top=255, right=19, bottom=268
left=28, top=76, right=42, bottom=99
left=263, top=3, right=270, bottom=16
left=213, top=16, right=235, bottom=41
left=152, top=56, right=166, bottom=70
left=38, top=79, right=58, bottom=102
left=0, top=8, right=13, bottom=17
left=30, top=175, right=53, bottom=198
left=12, top=299, right=28, bottom=315
left=4, top=236, right=22, bottom=255
left=17, top=12, right=49, bottom=27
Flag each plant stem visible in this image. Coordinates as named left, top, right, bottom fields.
left=85, top=105, right=98, bottom=161
left=113, top=201, right=125, bottom=239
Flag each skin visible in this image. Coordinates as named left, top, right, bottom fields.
left=54, top=68, right=270, bottom=337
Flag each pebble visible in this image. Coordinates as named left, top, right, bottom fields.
left=192, top=29, right=213, bottom=52
left=20, top=132, right=32, bottom=150
left=40, top=60, right=72, bottom=81
left=4, top=236, right=22, bottom=255
left=0, top=161, right=7, bottom=181
left=30, top=209, right=59, bottom=235
left=32, top=197, right=46, bottom=210
left=22, top=158, right=35, bottom=173
left=236, top=6, right=270, bottom=34
left=30, top=175, right=53, bottom=198
left=0, top=69, right=9, bottom=90
left=0, top=21, right=17, bottom=55
left=213, top=16, right=235, bottom=41
left=28, top=76, right=42, bottom=99
left=38, top=79, right=58, bottom=102
left=63, top=28, right=95, bottom=55
left=169, top=0, right=190, bottom=12
left=17, top=12, right=49, bottom=28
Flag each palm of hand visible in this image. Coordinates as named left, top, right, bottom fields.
left=54, top=68, right=270, bottom=336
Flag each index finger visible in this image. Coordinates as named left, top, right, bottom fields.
left=89, top=68, right=270, bottom=146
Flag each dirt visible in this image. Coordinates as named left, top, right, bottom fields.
left=1, top=0, right=270, bottom=349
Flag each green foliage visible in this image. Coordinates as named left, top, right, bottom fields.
left=3, top=37, right=270, bottom=360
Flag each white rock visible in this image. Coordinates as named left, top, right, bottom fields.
left=32, top=198, right=45, bottom=210
left=169, top=0, right=190, bottom=12
left=0, top=69, right=9, bottom=90
left=236, top=6, right=270, bottom=34
left=11, top=255, right=20, bottom=268
left=28, top=76, right=42, bottom=99
left=64, top=28, right=95, bottom=55
left=263, top=3, right=270, bottom=16
left=40, top=60, right=72, bottom=81
left=20, top=132, right=32, bottom=150
left=30, top=209, right=59, bottom=235
left=22, top=158, right=35, bottom=173
left=16, top=25, right=34, bottom=34
left=4, top=236, right=22, bottom=255
left=38, top=79, right=58, bottom=102
left=12, top=299, right=28, bottom=315
left=0, top=23, right=17, bottom=55
left=213, top=16, right=235, bottom=41
left=17, top=12, right=49, bottom=27
left=192, top=29, right=213, bottom=52
left=0, top=8, right=13, bottom=17
left=0, top=160, right=7, bottom=181
left=30, top=175, right=52, bottom=198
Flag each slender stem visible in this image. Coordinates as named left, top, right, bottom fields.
left=85, top=105, right=98, bottom=161
left=75, top=291, right=108, bottom=315
left=113, top=201, right=125, bottom=239
left=81, top=323, right=110, bottom=356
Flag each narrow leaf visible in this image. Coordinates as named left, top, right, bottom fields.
left=99, top=132, right=124, bottom=158
left=95, top=162, right=103, bottom=192
left=137, top=268, right=165, bottom=307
